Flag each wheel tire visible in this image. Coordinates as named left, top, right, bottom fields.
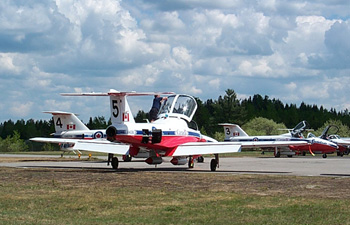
left=210, top=159, right=217, bottom=171
left=322, top=154, right=327, bottom=158
left=123, top=155, right=132, bottom=162
left=275, top=152, right=280, bottom=158
left=112, top=157, right=119, bottom=169
left=197, top=156, right=204, bottom=163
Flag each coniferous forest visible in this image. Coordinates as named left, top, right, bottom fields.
left=1, top=89, right=350, bottom=151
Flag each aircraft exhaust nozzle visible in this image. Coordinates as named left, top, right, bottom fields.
left=106, top=126, right=117, bottom=141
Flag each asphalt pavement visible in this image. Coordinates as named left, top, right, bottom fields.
left=1, top=154, right=350, bottom=177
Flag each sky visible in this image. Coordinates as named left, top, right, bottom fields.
left=0, top=0, right=349, bottom=123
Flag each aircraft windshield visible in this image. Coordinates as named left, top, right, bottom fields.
left=158, top=94, right=197, bottom=121
left=307, top=133, right=316, bottom=138
left=159, top=96, right=175, bottom=114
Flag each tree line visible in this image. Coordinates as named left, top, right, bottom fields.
left=1, top=89, right=350, bottom=151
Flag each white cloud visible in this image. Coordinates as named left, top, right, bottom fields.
left=1, top=0, right=350, bottom=122
left=0, top=53, right=21, bottom=74
left=10, top=101, right=33, bottom=117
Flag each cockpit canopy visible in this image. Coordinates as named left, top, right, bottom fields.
left=291, top=121, right=309, bottom=138
left=158, top=94, right=197, bottom=122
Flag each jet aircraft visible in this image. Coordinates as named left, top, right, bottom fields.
left=318, top=125, right=350, bottom=157
left=220, top=121, right=309, bottom=157
left=31, top=111, right=106, bottom=156
left=221, top=121, right=338, bottom=157
left=32, top=90, right=241, bottom=171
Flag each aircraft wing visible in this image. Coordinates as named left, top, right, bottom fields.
left=172, top=142, right=241, bottom=156
left=30, top=138, right=130, bottom=155
left=72, top=140, right=130, bottom=155
left=237, top=140, right=309, bottom=148
left=330, top=139, right=350, bottom=146
left=30, top=137, right=77, bottom=144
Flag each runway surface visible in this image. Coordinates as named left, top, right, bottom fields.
left=1, top=154, right=350, bottom=177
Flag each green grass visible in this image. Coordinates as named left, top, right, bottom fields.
left=1, top=184, right=348, bottom=224
left=1, top=168, right=350, bottom=224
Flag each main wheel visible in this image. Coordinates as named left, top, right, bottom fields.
left=112, top=157, right=119, bottom=169
left=210, top=159, right=217, bottom=171
left=322, top=153, right=327, bottom=158
left=123, top=154, right=132, bottom=162
left=197, top=156, right=204, bottom=163
left=274, top=151, right=280, bottom=158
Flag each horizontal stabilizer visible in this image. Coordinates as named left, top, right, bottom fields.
left=43, top=111, right=78, bottom=116
left=172, top=142, right=241, bottom=156
left=61, top=90, right=175, bottom=97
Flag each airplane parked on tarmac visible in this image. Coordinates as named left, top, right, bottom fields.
left=318, top=125, right=350, bottom=157
left=31, top=111, right=106, bottom=157
left=31, top=90, right=242, bottom=171
left=220, top=121, right=338, bottom=157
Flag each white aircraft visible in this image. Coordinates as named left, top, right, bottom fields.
left=31, top=111, right=106, bottom=156
left=220, top=121, right=338, bottom=157
left=31, top=90, right=242, bottom=171
left=318, top=125, right=350, bottom=156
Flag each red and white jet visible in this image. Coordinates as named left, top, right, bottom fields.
left=221, top=121, right=338, bottom=157
left=32, top=90, right=241, bottom=171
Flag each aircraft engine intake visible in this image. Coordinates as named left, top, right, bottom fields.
left=145, top=156, right=163, bottom=165
left=106, top=126, right=117, bottom=141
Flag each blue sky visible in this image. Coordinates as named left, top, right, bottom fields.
left=0, top=0, right=349, bottom=123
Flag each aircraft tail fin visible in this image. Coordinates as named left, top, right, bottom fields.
left=219, top=123, right=249, bottom=140
left=109, top=94, right=135, bottom=124
left=43, top=111, right=89, bottom=134
left=60, top=89, right=175, bottom=125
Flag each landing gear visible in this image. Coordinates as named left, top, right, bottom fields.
left=210, top=159, right=218, bottom=171
left=111, top=157, right=119, bottom=169
left=123, top=154, right=132, bottom=162
left=197, top=156, right=204, bottom=163
left=274, top=151, right=281, bottom=158
left=337, top=152, right=344, bottom=157
left=322, top=153, right=327, bottom=158
left=188, top=156, right=194, bottom=168
left=274, top=147, right=280, bottom=158
left=210, top=154, right=219, bottom=171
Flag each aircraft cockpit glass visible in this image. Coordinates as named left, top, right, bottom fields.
left=158, top=94, right=197, bottom=121
left=307, top=133, right=316, bottom=138
left=159, top=96, right=175, bottom=114
left=329, top=134, right=340, bottom=139
left=294, top=121, right=309, bottom=131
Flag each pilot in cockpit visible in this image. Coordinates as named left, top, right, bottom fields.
left=149, top=95, right=168, bottom=122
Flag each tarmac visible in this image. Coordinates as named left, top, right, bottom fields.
left=1, top=154, right=350, bottom=177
